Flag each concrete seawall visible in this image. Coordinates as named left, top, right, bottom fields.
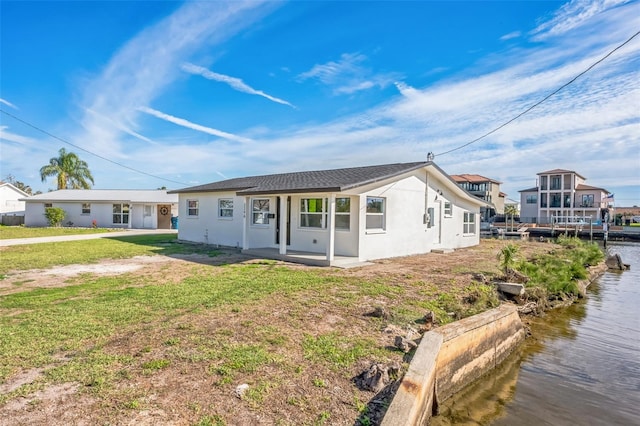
left=381, top=304, right=525, bottom=426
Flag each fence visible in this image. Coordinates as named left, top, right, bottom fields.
left=1, top=215, right=25, bottom=226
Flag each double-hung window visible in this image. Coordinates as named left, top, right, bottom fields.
left=463, top=211, right=476, bottom=234
left=444, top=201, right=452, bottom=217
left=252, top=199, right=270, bottom=225
left=300, top=198, right=326, bottom=228
left=113, top=203, right=130, bottom=224
left=366, top=197, right=385, bottom=230
left=81, top=203, right=91, bottom=214
left=219, top=199, right=233, bottom=218
left=187, top=200, right=199, bottom=217
left=335, top=197, right=351, bottom=230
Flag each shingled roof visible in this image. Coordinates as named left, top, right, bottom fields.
left=170, top=162, right=433, bottom=195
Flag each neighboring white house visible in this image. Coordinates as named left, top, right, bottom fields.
left=0, top=182, right=29, bottom=217
left=169, top=162, right=485, bottom=266
left=519, top=169, right=612, bottom=225
left=22, top=190, right=178, bottom=229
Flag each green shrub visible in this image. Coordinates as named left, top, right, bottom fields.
left=44, top=207, right=66, bottom=227
left=515, top=237, right=603, bottom=298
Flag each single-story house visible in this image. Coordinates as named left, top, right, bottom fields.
left=22, top=189, right=178, bottom=229
left=169, top=161, right=485, bottom=266
left=1, top=182, right=29, bottom=216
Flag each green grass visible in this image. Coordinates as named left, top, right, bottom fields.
left=516, top=236, right=604, bottom=297
left=0, top=262, right=350, bottom=396
left=302, top=332, right=383, bottom=370
left=0, top=234, right=221, bottom=275
left=0, top=225, right=114, bottom=239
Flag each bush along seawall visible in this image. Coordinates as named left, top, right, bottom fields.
left=378, top=236, right=613, bottom=426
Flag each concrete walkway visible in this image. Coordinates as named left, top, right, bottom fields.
left=0, top=229, right=178, bottom=247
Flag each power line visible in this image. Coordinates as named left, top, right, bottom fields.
left=435, top=30, right=640, bottom=157
left=0, top=109, right=190, bottom=187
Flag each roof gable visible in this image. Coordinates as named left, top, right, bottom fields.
left=0, top=182, right=30, bottom=197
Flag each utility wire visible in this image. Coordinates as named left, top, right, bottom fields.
left=435, top=30, right=640, bottom=157
left=0, top=109, right=190, bottom=187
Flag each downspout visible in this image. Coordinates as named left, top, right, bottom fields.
left=424, top=170, right=430, bottom=226
left=242, top=196, right=249, bottom=250
left=326, top=194, right=336, bottom=262
left=279, top=196, right=287, bottom=255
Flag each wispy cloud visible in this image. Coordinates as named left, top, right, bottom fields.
left=85, top=108, right=156, bottom=144
left=0, top=126, right=39, bottom=146
left=500, top=31, right=521, bottom=41
left=139, top=106, right=252, bottom=143
left=531, top=0, right=631, bottom=40
left=75, top=1, right=275, bottom=157
left=181, top=63, right=295, bottom=108
left=298, top=52, right=399, bottom=95
left=0, top=98, right=18, bottom=109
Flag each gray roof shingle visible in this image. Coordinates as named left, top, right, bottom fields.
left=170, top=162, right=431, bottom=195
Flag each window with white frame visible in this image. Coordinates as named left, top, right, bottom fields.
left=366, top=197, right=385, bottom=230
left=113, top=203, right=130, bottom=224
left=335, top=197, right=351, bottom=230
left=444, top=201, right=452, bottom=217
left=44, top=203, right=52, bottom=208
left=300, top=198, right=326, bottom=228
left=81, top=203, right=91, bottom=214
left=463, top=211, right=476, bottom=234
left=219, top=198, right=233, bottom=218
left=252, top=199, right=270, bottom=225
left=187, top=199, right=199, bottom=216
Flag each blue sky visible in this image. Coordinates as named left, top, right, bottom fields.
left=1, top=0, right=639, bottom=206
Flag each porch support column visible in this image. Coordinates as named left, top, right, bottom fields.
left=242, top=196, right=250, bottom=250
left=326, top=194, right=336, bottom=262
left=279, top=196, right=288, bottom=255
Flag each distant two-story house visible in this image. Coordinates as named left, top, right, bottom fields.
left=450, top=174, right=505, bottom=221
left=519, top=169, right=612, bottom=225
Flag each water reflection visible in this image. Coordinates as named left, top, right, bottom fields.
left=432, top=242, right=640, bottom=426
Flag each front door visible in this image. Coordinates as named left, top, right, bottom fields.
left=143, top=205, right=154, bottom=229
left=157, top=204, right=171, bottom=229
left=275, top=196, right=291, bottom=245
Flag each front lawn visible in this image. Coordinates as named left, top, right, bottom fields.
left=0, top=225, right=113, bottom=240
left=0, top=237, right=601, bottom=425
left=0, top=234, right=198, bottom=275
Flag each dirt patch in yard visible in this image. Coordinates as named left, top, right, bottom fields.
left=0, top=239, right=554, bottom=426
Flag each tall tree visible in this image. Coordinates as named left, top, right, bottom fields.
left=3, top=174, right=33, bottom=195
left=40, top=148, right=94, bottom=189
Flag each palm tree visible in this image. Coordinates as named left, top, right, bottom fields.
left=504, top=204, right=518, bottom=232
left=40, top=148, right=94, bottom=189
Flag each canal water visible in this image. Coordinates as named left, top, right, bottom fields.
left=431, top=241, right=640, bottom=426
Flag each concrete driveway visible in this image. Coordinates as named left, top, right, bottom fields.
left=0, top=229, right=178, bottom=247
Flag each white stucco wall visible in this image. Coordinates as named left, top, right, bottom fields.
left=24, top=201, right=174, bottom=229
left=0, top=185, right=27, bottom=215
left=177, top=192, right=246, bottom=247
left=520, top=191, right=538, bottom=219
left=357, top=171, right=480, bottom=261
